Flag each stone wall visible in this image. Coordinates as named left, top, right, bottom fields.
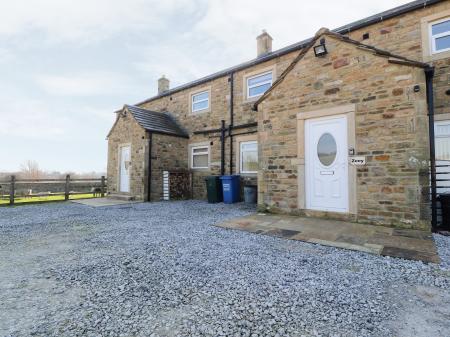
left=107, top=112, right=149, bottom=200
left=344, top=0, right=450, bottom=116
left=257, top=35, right=429, bottom=229
left=150, top=133, right=188, bottom=201
left=139, top=54, right=293, bottom=199
left=130, top=1, right=448, bottom=205
left=106, top=1, right=448, bottom=219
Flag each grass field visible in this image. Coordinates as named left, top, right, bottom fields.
left=0, top=193, right=96, bottom=206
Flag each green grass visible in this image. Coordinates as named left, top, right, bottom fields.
left=0, top=193, right=97, bottom=206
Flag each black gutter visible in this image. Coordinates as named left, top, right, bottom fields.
left=193, top=122, right=257, bottom=135
left=425, top=66, right=437, bottom=230
left=129, top=0, right=442, bottom=108
left=229, top=73, right=234, bottom=174
left=192, top=130, right=258, bottom=139
left=147, top=132, right=153, bottom=202
left=149, top=130, right=189, bottom=139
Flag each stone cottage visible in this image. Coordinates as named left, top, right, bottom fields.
left=107, top=0, right=450, bottom=230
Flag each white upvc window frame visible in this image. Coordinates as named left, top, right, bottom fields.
left=246, top=71, right=272, bottom=99
left=435, top=120, right=450, bottom=161
left=191, top=90, right=209, bottom=113
left=429, top=17, right=450, bottom=55
left=190, top=145, right=209, bottom=169
left=240, top=141, right=258, bottom=174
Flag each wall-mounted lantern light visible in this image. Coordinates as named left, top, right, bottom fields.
left=313, top=43, right=327, bottom=57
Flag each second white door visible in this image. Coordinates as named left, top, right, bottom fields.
left=119, top=145, right=131, bottom=193
left=305, top=115, right=348, bottom=212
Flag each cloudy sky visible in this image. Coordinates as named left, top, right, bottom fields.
left=0, top=0, right=411, bottom=173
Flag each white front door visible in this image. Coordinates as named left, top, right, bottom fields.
left=119, top=145, right=131, bottom=193
left=305, top=115, right=348, bottom=212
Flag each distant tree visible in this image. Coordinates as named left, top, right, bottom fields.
left=20, top=160, right=42, bottom=179
left=63, top=171, right=77, bottom=179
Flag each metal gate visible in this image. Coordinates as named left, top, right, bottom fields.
left=432, top=160, right=450, bottom=231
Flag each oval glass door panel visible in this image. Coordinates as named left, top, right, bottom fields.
left=317, top=133, right=337, bottom=166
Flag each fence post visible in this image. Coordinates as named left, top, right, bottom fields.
left=65, top=175, right=70, bottom=201
left=9, top=175, right=15, bottom=206
left=101, top=176, right=105, bottom=198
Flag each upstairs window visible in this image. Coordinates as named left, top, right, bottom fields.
left=240, top=141, right=258, bottom=174
left=192, top=91, right=209, bottom=113
left=430, top=18, right=450, bottom=54
left=191, top=146, right=209, bottom=169
left=247, top=71, right=272, bottom=99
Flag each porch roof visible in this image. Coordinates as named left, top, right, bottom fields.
left=125, top=105, right=189, bottom=138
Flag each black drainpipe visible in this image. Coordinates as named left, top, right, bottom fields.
left=147, top=132, right=153, bottom=202
left=425, top=66, right=437, bottom=230
left=220, top=120, right=225, bottom=175
left=229, top=72, right=234, bottom=175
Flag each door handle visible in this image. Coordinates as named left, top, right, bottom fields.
left=320, top=171, right=334, bottom=175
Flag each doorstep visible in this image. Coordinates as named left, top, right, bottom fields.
left=214, top=214, right=440, bottom=263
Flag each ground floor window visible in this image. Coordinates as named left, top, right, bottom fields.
left=435, top=120, right=450, bottom=160
left=240, top=141, right=258, bottom=174
left=191, top=146, right=209, bottom=169
left=434, top=120, right=450, bottom=195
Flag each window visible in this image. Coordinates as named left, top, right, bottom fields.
left=191, top=91, right=209, bottom=113
left=435, top=121, right=450, bottom=160
left=240, top=141, right=258, bottom=174
left=317, top=133, right=337, bottom=167
left=430, top=18, right=450, bottom=54
left=247, top=71, right=272, bottom=99
left=191, top=146, right=209, bottom=169
left=434, top=120, right=450, bottom=194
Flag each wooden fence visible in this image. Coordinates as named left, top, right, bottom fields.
left=0, top=175, right=106, bottom=206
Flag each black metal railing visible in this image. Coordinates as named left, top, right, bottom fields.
left=431, top=161, right=450, bottom=231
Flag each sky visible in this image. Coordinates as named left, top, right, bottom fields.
left=0, top=0, right=411, bottom=173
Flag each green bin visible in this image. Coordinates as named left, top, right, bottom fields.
left=205, top=176, right=223, bottom=203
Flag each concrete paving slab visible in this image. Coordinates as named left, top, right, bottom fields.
left=308, top=238, right=383, bottom=255
left=215, top=214, right=439, bottom=263
left=71, top=198, right=140, bottom=207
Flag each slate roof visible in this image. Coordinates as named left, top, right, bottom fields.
left=125, top=105, right=189, bottom=138
left=131, top=0, right=442, bottom=108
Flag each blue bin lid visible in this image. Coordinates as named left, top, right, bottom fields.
left=219, top=175, right=240, bottom=180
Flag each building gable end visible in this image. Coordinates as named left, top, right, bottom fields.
left=252, top=28, right=430, bottom=110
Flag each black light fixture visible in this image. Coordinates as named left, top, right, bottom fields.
left=314, top=38, right=328, bottom=57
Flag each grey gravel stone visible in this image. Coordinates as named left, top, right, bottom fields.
left=434, top=233, right=450, bottom=270
left=0, top=201, right=449, bottom=337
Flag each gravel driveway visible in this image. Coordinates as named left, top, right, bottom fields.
left=1, top=201, right=450, bottom=337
